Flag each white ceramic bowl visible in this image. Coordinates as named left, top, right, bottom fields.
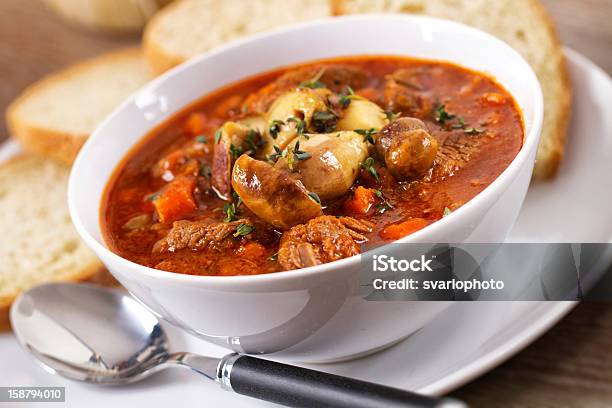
left=69, top=15, right=543, bottom=362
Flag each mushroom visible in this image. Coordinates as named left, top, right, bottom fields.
left=238, top=115, right=267, bottom=135
left=336, top=98, right=389, bottom=132
left=376, top=117, right=439, bottom=181
left=274, top=131, right=369, bottom=202
left=211, top=119, right=263, bottom=200
left=231, top=155, right=322, bottom=230
left=262, top=88, right=331, bottom=156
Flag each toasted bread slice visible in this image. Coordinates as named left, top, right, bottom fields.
left=332, top=0, right=572, bottom=180
left=0, top=154, right=110, bottom=331
left=6, top=48, right=150, bottom=166
left=143, top=0, right=332, bottom=75
left=42, top=0, right=172, bottom=33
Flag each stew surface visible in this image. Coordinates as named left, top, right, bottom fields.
left=102, top=56, right=523, bottom=276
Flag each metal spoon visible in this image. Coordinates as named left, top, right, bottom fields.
left=10, top=283, right=465, bottom=408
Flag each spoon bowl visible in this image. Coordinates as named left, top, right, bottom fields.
left=10, top=283, right=216, bottom=384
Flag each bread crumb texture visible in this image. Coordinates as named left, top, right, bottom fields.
left=0, top=155, right=102, bottom=307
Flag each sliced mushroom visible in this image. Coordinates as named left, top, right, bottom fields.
left=231, top=155, right=322, bottom=230
left=262, top=88, right=330, bottom=156
left=376, top=118, right=439, bottom=181
left=336, top=98, right=389, bottom=133
left=238, top=115, right=267, bottom=135
left=211, top=120, right=263, bottom=200
left=274, top=132, right=369, bottom=202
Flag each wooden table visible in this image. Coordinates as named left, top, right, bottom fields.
left=1, top=1, right=611, bottom=407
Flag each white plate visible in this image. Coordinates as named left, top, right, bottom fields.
left=0, top=49, right=610, bottom=407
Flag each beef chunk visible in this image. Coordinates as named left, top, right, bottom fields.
left=431, top=134, right=483, bottom=180
left=383, top=69, right=432, bottom=117
left=278, top=216, right=374, bottom=270
left=153, top=218, right=250, bottom=253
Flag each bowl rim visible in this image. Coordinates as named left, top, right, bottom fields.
left=68, top=13, right=544, bottom=287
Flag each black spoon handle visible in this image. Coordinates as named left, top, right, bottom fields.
left=219, top=354, right=466, bottom=408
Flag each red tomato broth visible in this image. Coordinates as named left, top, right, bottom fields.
left=101, top=56, right=523, bottom=276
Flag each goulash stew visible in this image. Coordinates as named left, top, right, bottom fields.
left=102, top=56, right=523, bottom=276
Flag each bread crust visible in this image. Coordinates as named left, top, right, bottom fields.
left=0, top=154, right=116, bottom=331
left=528, top=0, right=572, bottom=180
left=5, top=47, right=144, bottom=166
left=143, top=0, right=190, bottom=75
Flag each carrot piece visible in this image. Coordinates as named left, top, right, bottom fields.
left=183, top=112, right=207, bottom=135
left=236, top=242, right=267, bottom=260
left=344, top=186, right=376, bottom=215
left=379, top=218, right=431, bottom=241
left=152, top=176, right=197, bottom=223
left=159, top=150, right=187, bottom=172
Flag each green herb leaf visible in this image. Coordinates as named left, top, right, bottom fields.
left=312, top=110, right=337, bottom=133
left=267, top=145, right=285, bottom=162
left=443, top=207, right=452, bottom=217
left=338, top=86, right=355, bottom=108
left=299, top=67, right=327, bottom=89
left=214, top=128, right=223, bottom=144
left=245, top=129, right=261, bottom=154
left=354, top=128, right=378, bottom=144
left=294, top=151, right=312, bottom=161
left=267, top=252, right=279, bottom=262
left=308, top=191, right=321, bottom=204
left=196, top=135, right=207, bottom=143
left=451, top=116, right=467, bottom=129
left=385, top=111, right=401, bottom=121
left=145, top=192, right=161, bottom=202
left=233, top=223, right=255, bottom=237
left=313, top=111, right=336, bottom=121
left=435, top=104, right=456, bottom=125
left=229, top=144, right=243, bottom=159
left=286, top=116, right=305, bottom=135
left=374, top=189, right=394, bottom=214
left=269, top=119, right=284, bottom=139
left=223, top=202, right=237, bottom=223
left=286, top=140, right=312, bottom=171
left=232, top=191, right=243, bottom=209
left=362, top=157, right=380, bottom=181
left=301, top=80, right=326, bottom=89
